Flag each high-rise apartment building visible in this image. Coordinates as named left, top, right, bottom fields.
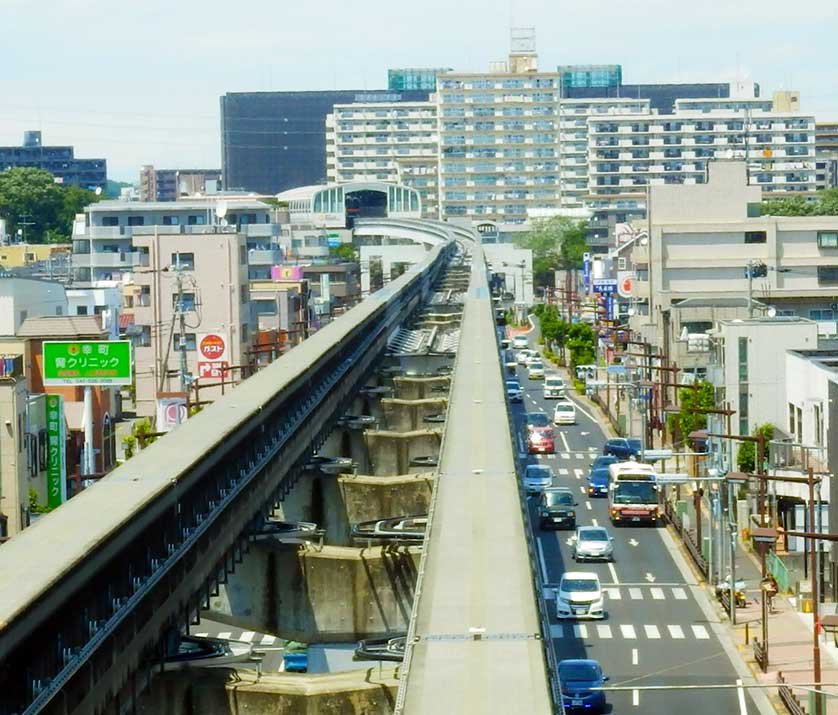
left=0, top=131, right=106, bottom=190
left=558, top=64, right=622, bottom=91
left=388, top=68, right=451, bottom=92
left=139, top=165, right=222, bottom=202
left=326, top=101, right=440, bottom=218
left=815, top=122, right=838, bottom=189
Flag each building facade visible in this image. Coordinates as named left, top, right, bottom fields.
left=326, top=101, right=440, bottom=217
left=0, top=277, right=67, bottom=336
left=139, top=166, right=223, bottom=202
left=815, top=122, right=838, bottom=190
left=388, top=68, right=451, bottom=92
left=0, top=131, right=106, bottom=190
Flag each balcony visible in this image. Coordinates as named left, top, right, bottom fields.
left=73, top=251, right=146, bottom=269
left=247, top=248, right=284, bottom=265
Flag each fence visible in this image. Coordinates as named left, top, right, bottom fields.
left=777, top=671, right=807, bottom=715
left=767, top=549, right=791, bottom=593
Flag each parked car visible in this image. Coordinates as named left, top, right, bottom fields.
left=573, top=526, right=614, bottom=562
left=585, top=467, right=610, bottom=498
left=512, top=335, right=529, bottom=350
left=590, top=454, right=618, bottom=471
left=539, top=487, right=576, bottom=529
left=527, top=360, right=546, bottom=380
left=506, top=379, right=523, bottom=403
left=603, top=437, right=643, bottom=460
left=526, top=412, right=555, bottom=454
left=524, top=464, right=554, bottom=495
left=556, top=572, right=605, bottom=620
left=553, top=400, right=577, bottom=425
left=543, top=375, right=566, bottom=399
left=558, top=659, right=609, bottom=714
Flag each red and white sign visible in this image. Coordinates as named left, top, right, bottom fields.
left=617, top=271, right=635, bottom=299
left=197, top=333, right=230, bottom=379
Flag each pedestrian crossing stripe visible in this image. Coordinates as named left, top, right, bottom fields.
left=192, top=631, right=278, bottom=646
left=620, top=624, right=636, bottom=639
left=644, top=625, right=661, bottom=639
left=551, top=586, right=690, bottom=602
left=597, top=625, right=612, bottom=638
left=650, top=588, right=665, bottom=600
left=672, top=588, right=688, bottom=600
left=692, top=625, right=710, bottom=639
left=558, top=468, right=569, bottom=475
left=550, top=623, right=713, bottom=642
left=668, top=625, right=685, bottom=639
left=575, top=453, right=584, bottom=459
left=628, top=588, right=642, bottom=600
left=561, top=453, right=570, bottom=459
left=604, top=587, right=621, bottom=600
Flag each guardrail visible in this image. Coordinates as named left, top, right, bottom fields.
left=663, top=500, right=708, bottom=578
left=777, top=671, right=807, bottom=715
left=767, top=549, right=791, bottom=593
left=753, top=638, right=768, bottom=673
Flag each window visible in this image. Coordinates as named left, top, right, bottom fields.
left=738, top=337, right=748, bottom=382
left=172, top=333, right=197, bottom=351
left=241, top=287, right=248, bottom=305
left=738, top=386, right=749, bottom=436
left=76, top=305, right=88, bottom=316
left=817, top=266, right=838, bottom=286
left=818, top=232, right=838, bottom=248
left=242, top=324, right=249, bottom=342
left=745, top=231, right=766, bottom=244
left=127, top=216, right=145, bottom=227
left=173, top=292, right=196, bottom=310
left=38, top=429, right=47, bottom=471
left=101, top=216, right=119, bottom=227
left=747, top=203, right=762, bottom=218
left=187, top=215, right=206, bottom=226
left=137, top=326, right=151, bottom=347
left=809, top=308, right=835, bottom=321
left=796, top=406, right=803, bottom=442
left=814, top=403, right=823, bottom=446
left=171, top=252, right=194, bottom=270
left=240, top=246, right=248, bottom=264
left=788, top=403, right=797, bottom=436
left=102, top=413, right=115, bottom=470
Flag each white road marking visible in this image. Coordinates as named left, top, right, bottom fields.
left=536, top=538, right=549, bottom=583
left=632, top=647, right=639, bottom=664
left=645, top=573, right=656, bottom=583
left=561, top=452, right=571, bottom=459
left=672, top=587, right=688, bottom=600
left=573, top=624, right=588, bottom=638
left=194, top=632, right=208, bottom=637
left=650, top=588, right=665, bottom=600
left=239, top=631, right=256, bottom=643
left=579, top=486, right=586, bottom=494
left=261, top=635, right=276, bottom=645
left=218, top=632, right=232, bottom=640
left=607, top=562, right=620, bottom=584
left=574, top=468, right=584, bottom=479
left=644, top=625, right=661, bottom=639
left=736, top=679, right=747, bottom=715
left=667, top=625, right=685, bottom=639
left=566, top=395, right=598, bottom=424
left=547, top=454, right=556, bottom=459
left=628, top=538, right=639, bottom=547
left=597, top=624, right=613, bottom=639
left=550, top=624, right=564, bottom=638
left=560, top=432, right=570, bottom=451
left=632, top=689, right=640, bottom=707
left=620, top=624, right=637, bottom=639
left=575, top=453, right=584, bottom=459
left=691, top=624, right=710, bottom=639
left=604, top=587, right=621, bottom=600
left=581, top=431, right=590, bottom=436
left=591, top=518, right=598, bottom=527
left=585, top=501, right=592, bottom=510
left=628, top=587, right=642, bottom=600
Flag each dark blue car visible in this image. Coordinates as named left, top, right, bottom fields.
left=586, top=467, right=610, bottom=498
left=590, top=454, right=618, bottom=471
left=603, top=438, right=642, bottom=460
left=558, top=659, right=608, bottom=713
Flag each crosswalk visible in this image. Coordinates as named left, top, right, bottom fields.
left=549, top=622, right=711, bottom=642
left=541, top=451, right=598, bottom=460
left=546, top=585, right=690, bottom=603
left=191, top=630, right=278, bottom=646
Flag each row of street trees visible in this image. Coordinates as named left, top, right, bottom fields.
left=531, top=304, right=596, bottom=368
left=514, top=216, right=588, bottom=286
left=762, top=188, right=838, bottom=217
left=0, top=168, right=103, bottom=243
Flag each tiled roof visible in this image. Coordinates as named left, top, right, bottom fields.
left=16, top=316, right=108, bottom=339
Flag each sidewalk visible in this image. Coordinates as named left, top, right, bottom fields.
left=682, top=489, right=838, bottom=714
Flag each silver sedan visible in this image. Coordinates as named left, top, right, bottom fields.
left=572, top=526, right=615, bottom=562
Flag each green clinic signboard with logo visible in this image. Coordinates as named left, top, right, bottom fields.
left=45, top=394, right=67, bottom=508
left=42, top=340, right=133, bottom=386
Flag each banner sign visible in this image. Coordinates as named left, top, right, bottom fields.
left=617, top=271, right=636, bottom=298
left=592, top=279, right=617, bottom=295
left=45, top=394, right=66, bottom=508
left=156, top=394, right=188, bottom=432
left=197, top=333, right=230, bottom=379
left=582, top=252, right=592, bottom=291
left=271, top=265, right=304, bottom=281
left=43, top=340, right=132, bottom=386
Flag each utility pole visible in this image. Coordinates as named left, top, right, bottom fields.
left=173, top=258, right=191, bottom=396
left=807, top=466, right=823, bottom=715
left=17, top=213, right=34, bottom=243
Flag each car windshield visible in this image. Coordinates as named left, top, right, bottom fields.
left=527, top=467, right=551, bottom=479
left=593, top=456, right=617, bottom=468
left=560, top=663, right=599, bottom=682
left=562, top=578, right=599, bottom=592
left=545, top=491, right=573, bottom=506
left=613, top=482, right=657, bottom=504
left=579, top=529, right=609, bottom=541
left=529, top=362, right=544, bottom=370
left=556, top=404, right=574, bottom=412
left=506, top=381, right=520, bottom=389
left=589, top=468, right=609, bottom=482
left=527, top=413, right=550, bottom=427
left=545, top=378, right=563, bottom=386
left=628, top=439, right=643, bottom=449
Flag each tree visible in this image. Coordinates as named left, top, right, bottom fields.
left=762, top=188, right=838, bottom=217
left=671, top=381, right=715, bottom=441
left=515, top=216, right=589, bottom=287
left=736, top=423, right=774, bottom=472
left=56, top=185, right=101, bottom=242
left=0, top=168, right=64, bottom=242
left=329, top=243, right=356, bottom=261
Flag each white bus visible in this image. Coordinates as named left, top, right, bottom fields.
left=607, top=461, right=660, bottom=526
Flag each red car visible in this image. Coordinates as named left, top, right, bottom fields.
left=526, top=412, right=556, bottom=454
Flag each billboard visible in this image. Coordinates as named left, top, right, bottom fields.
left=617, top=271, right=636, bottom=298
left=156, top=394, right=188, bottom=432
left=197, top=333, right=230, bottom=379
left=42, top=340, right=132, bottom=386
left=592, top=279, right=617, bottom=295
left=45, top=394, right=66, bottom=508
left=271, top=265, right=304, bottom=281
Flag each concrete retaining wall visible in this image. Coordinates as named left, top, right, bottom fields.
left=364, top=430, right=442, bottom=475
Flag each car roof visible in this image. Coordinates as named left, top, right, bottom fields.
left=562, top=571, right=599, bottom=580
left=588, top=468, right=609, bottom=479
left=577, top=525, right=608, bottom=534
left=559, top=658, right=600, bottom=667
left=506, top=379, right=520, bottom=385
left=526, top=463, right=552, bottom=473
left=526, top=412, right=549, bottom=419
left=546, top=486, right=573, bottom=493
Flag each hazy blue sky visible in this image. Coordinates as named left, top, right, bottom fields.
left=2, top=0, right=837, bottom=182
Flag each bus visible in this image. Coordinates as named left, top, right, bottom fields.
left=607, top=461, right=660, bottom=526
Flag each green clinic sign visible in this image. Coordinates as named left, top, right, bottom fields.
left=42, top=340, right=133, bottom=386
left=46, top=394, right=66, bottom=508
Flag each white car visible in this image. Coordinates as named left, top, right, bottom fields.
left=553, top=401, right=577, bottom=425
left=543, top=375, right=566, bottom=399
left=517, top=348, right=536, bottom=366
left=528, top=361, right=545, bottom=380
left=573, top=526, right=614, bottom=562
left=555, top=571, right=605, bottom=620
left=512, top=335, right=529, bottom=350
left=523, top=464, right=554, bottom=494
left=506, top=379, right=523, bottom=402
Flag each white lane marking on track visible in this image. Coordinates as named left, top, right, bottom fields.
left=607, top=562, right=620, bottom=584
left=574, top=468, right=584, bottom=479
left=620, top=624, right=637, bottom=639
left=579, top=486, right=586, bottom=494
left=573, top=624, right=588, bottom=638
left=586, top=501, right=592, bottom=510
left=650, top=588, right=665, bottom=600
left=632, top=689, right=640, bottom=707
left=239, top=631, right=256, bottom=642
left=560, top=432, right=570, bottom=451
left=604, top=587, right=621, bottom=600
left=644, top=625, right=661, bottom=639
left=550, top=624, right=564, bottom=638
left=218, top=632, right=232, bottom=640
left=736, top=679, right=747, bottom=715
left=575, top=453, right=584, bottom=459
left=672, top=587, right=688, bottom=600
left=561, top=452, right=571, bottom=459
left=194, top=632, right=208, bottom=637
left=536, top=537, right=549, bottom=583
left=547, top=454, right=556, bottom=459
left=591, top=518, right=598, bottom=527
left=632, top=647, right=639, bottom=664
left=691, top=625, right=710, bottom=639
left=559, top=468, right=569, bottom=475
left=597, top=624, right=613, bottom=639
left=261, top=635, right=276, bottom=645
left=629, top=587, right=642, bottom=600
left=667, top=625, right=685, bottom=639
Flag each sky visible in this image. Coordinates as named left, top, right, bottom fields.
left=2, top=0, right=837, bottom=182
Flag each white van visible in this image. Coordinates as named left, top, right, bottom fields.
left=543, top=375, right=566, bottom=399
left=512, top=335, right=529, bottom=351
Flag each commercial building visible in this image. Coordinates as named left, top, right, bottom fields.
left=220, top=89, right=430, bottom=194
left=139, top=165, right=222, bottom=202
left=628, top=161, right=838, bottom=366
left=0, top=359, right=29, bottom=540
left=815, top=122, right=838, bottom=189
left=0, top=131, right=106, bottom=190
left=326, top=101, right=440, bottom=217
left=130, top=230, right=253, bottom=418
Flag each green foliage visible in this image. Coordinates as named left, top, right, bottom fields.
left=122, top=435, right=136, bottom=460
left=673, top=381, right=715, bottom=440
left=328, top=243, right=356, bottom=261
left=537, top=305, right=596, bottom=368
left=28, top=488, right=52, bottom=514
left=762, top=188, right=838, bottom=217
left=736, top=423, right=774, bottom=472
left=0, top=167, right=102, bottom=242
left=515, top=216, right=589, bottom=287
left=133, top=418, right=157, bottom=448
left=573, top=378, right=586, bottom=395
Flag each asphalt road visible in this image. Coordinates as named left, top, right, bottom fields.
left=508, top=346, right=758, bottom=715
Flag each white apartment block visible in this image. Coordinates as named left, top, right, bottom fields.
left=436, top=71, right=563, bottom=223
left=326, top=102, right=440, bottom=218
